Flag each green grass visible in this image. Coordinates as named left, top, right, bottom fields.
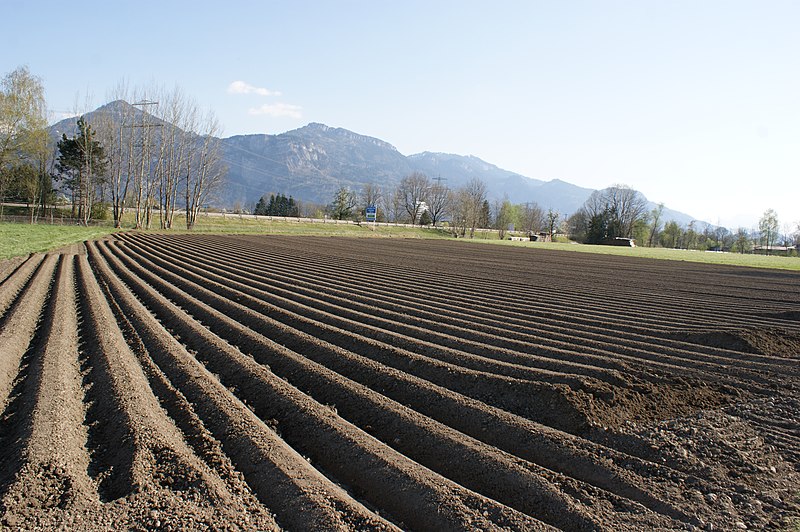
left=460, top=237, right=800, bottom=271
left=168, top=213, right=452, bottom=238
left=3, top=210, right=797, bottom=272
left=0, top=214, right=451, bottom=260
left=0, top=223, right=118, bottom=260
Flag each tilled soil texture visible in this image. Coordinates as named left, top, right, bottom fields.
left=0, top=235, right=798, bottom=531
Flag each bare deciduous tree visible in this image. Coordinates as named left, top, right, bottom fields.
left=546, top=209, right=560, bottom=240
left=574, top=184, right=648, bottom=243
left=606, top=184, right=648, bottom=239
left=95, top=83, right=137, bottom=228
left=448, top=188, right=469, bottom=237
left=360, top=182, right=382, bottom=218
left=380, top=187, right=402, bottom=223
left=521, top=202, right=544, bottom=235
left=449, top=177, right=487, bottom=238
left=186, top=111, right=225, bottom=230
left=397, top=171, right=430, bottom=224
left=425, top=183, right=449, bottom=226
left=156, top=87, right=195, bottom=229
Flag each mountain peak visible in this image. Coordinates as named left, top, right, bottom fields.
left=48, top=101, right=701, bottom=225
left=285, top=122, right=399, bottom=153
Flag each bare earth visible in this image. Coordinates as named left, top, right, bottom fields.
left=0, top=234, right=798, bottom=531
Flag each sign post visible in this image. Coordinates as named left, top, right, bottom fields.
left=365, top=205, right=377, bottom=229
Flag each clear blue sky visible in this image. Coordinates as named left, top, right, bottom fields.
left=5, top=0, right=799, bottom=229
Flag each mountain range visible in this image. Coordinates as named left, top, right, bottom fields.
left=51, top=101, right=698, bottom=225
left=222, top=123, right=697, bottom=224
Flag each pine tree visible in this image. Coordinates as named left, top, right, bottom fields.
left=56, top=116, right=107, bottom=224
left=254, top=196, right=267, bottom=215
left=288, top=196, right=298, bottom=217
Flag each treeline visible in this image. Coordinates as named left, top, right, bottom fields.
left=0, top=66, right=226, bottom=229
left=268, top=177, right=797, bottom=253
left=565, top=186, right=797, bottom=254
left=254, top=193, right=299, bottom=217
left=276, top=172, right=561, bottom=240
left=322, top=173, right=499, bottom=237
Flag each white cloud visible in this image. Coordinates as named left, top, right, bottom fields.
left=227, top=80, right=281, bottom=97
left=248, top=103, right=303, bottom=119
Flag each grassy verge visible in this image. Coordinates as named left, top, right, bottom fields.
left=167, top=214, right=452, bottom=238
left=460, top=238, right=800, bottom=271
left=3, top=210, right=797, bottom=272
left=0, top=223, right=117, bottom=260
left=0, top=215, right=450, bottom=260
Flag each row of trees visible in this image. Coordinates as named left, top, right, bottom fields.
left=89, top=84, right=226, bottom=229
left=317, top=177, right=798, bottom=253
left=565, top=186, right=798, bottom=253
left=647, top=217, right=797, bottom=254
left=568, top=185, right=648, bottom=244
left=325, top=173, right=496, bottom=238
left=0, top=66, right=226, bottom=229
left=254, top=193, right=299, bottom=217
left=321, top=173, right=563, bottom=239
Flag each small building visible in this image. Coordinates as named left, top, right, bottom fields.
left=752, top=245, right=796, bottom=256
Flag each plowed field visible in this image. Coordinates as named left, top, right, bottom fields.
left=1, top=234, right=798, bottom=531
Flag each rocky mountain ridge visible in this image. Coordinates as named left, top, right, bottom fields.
left=49, top=101, right=698, bottom=225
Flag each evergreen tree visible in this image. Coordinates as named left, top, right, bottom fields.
left=254, top=196, right=267, bottom=215
left=287, top=195, right=298, bottom=217
left=254, top=192, right=300, bottom=217
left=276, top=193, right=288, bottom=216
left=479, top=200, right=491, bottom=228
left=56, top=116, right=107, bottom=224
left=419, top=210, right=432, bottom=226
left=586, top=211, right=608, bottom=244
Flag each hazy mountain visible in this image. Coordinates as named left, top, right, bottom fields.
left=222, top=127, right=696, bottom=224
left=406, top=152, right=593, bottom=214
left=49, top=100, right=170, bottom=140
left=49, top=102, right=700, bottom=225
left=223, top=123, right=413, bottom=206
left=222, top=128, right=599, bottom=215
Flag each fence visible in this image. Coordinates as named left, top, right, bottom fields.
left=1, top=206, right=505, bottom=235
left=0, top=213, right=115, bottom=227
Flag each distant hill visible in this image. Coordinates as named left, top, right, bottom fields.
left=49, top=102, right=700, bottom=225
left=49, top=100, right=170, bottom=139
left=223, top=123, right=413, bottom=208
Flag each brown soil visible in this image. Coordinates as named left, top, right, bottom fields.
left=669, top=328, right=800, bottom=359
left=0, top=234, right=798, bottom=531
